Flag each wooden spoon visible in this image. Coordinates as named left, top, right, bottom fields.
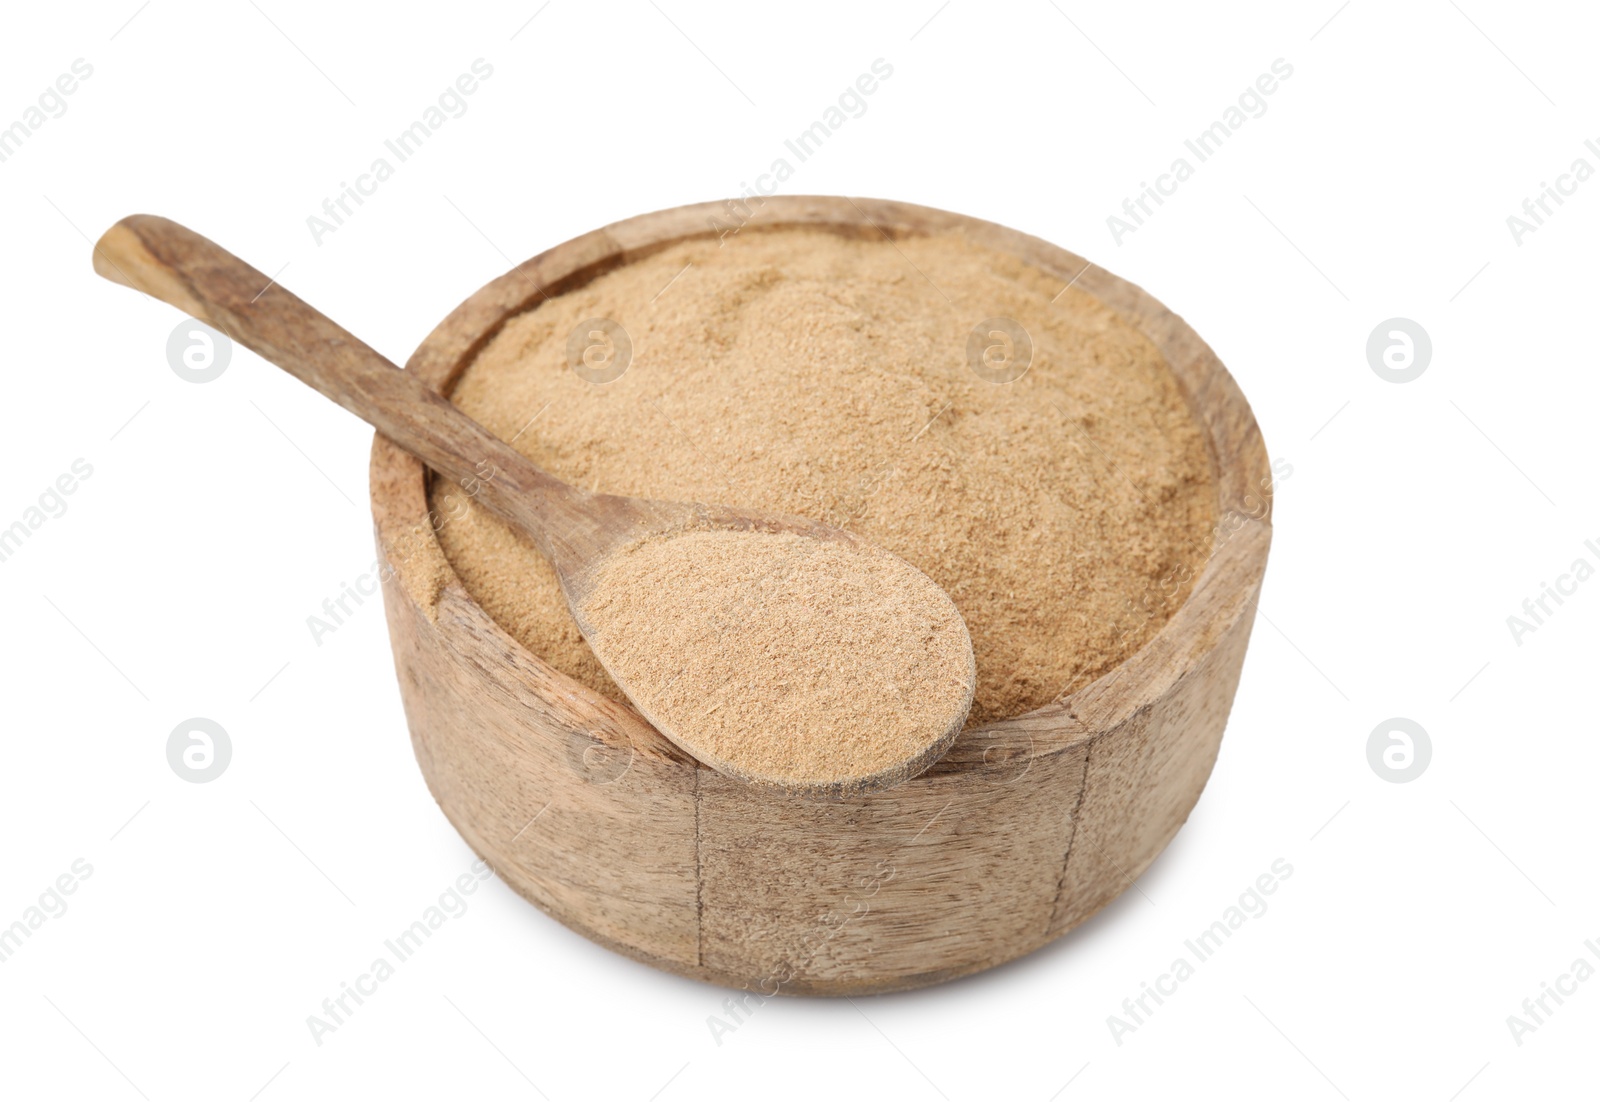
left=92, top=215, right=976, bottom=798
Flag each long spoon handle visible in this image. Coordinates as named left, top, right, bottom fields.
left=92, top=215, right=588, bottom=560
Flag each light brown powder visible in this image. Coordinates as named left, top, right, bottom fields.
left=577, top=528, right=974, bottom=791
left=431, top=227, right=1217, bottom=727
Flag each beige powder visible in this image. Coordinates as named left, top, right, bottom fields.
left=431, top=227, right=1217, bottom=727
left=577, top=528, right=974, bottom=791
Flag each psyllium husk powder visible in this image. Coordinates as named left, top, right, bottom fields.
left=428, top=227, right=1217, bottom=728
left=577, top=527, right=973, bottom=787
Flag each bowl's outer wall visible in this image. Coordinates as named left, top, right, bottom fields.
left=369, top=197, right=1272, bottom=995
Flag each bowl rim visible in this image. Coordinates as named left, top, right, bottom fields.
left=368, top=195, right=1272, bottom=771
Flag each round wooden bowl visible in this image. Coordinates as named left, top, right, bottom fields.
left=369, top=196, right=1272, bottom=996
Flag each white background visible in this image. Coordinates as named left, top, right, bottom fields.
left=2, top=1, right=1596, bottom=1099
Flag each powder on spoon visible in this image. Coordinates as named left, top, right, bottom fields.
left=576, top=528, right=974, bottom=793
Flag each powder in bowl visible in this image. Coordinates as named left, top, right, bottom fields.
left=432, top=227, right=1217, bottom=728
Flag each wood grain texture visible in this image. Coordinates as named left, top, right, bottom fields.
left=369, top=196, right=1273, bottom=995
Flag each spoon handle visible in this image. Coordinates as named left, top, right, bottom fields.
left=92, top=215, right=588, bottom=560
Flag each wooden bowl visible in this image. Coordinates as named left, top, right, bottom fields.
left=370, top=196, right=1271, bottom=996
